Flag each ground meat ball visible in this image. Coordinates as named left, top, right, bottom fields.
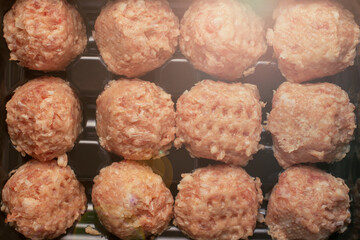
left=1, top=160, right=87, bottom=240
left=267, top=82, right=356, bottom=168
left=175, top=80, right=263, bottom=166
left=96, top=79, right=175, bottom=160
left=174, top=164, right=263, bottom=240
left=265, top=165, right=351, bottom=240
left=92, top=160, right=173, bottom=239
left=179, top=0, right=267, bottom=81
left=267, top=0, right=360, bottom=83
left=94, top=0, right=179, bottom=77
left=3, top=0, right=87, bottom=71
left=6, top=76, right=82, bottom=162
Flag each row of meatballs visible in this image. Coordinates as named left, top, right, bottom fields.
left=5, top=76, right=356, bottom=169
left=3, top=0, right=360, bottom=83
left=1, top=160, right=351, bottom=240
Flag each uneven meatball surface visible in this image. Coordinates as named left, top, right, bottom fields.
left=174, top=164, right=263, bottom=240
left=6, top=76, right=82, bottom=162
left=94, top=0, right=179, bottom=77
left=341, top=0, right=360, bottom=25
left=180, top=0, right=267, bottom=81
left=3, top=0, right=87, bottom=71
left=175, top=80, right=263, bottom=166
left=265, top=165, right=351, bottom=240
left=267, top=82, right=356, bottom=168
left=1, top=160, right=87, bottom=240
left=92, top=160, right=173, bottom=239
left=96, top=79, right=175, bottom=160
left=267, top=0, right=360, bottom=83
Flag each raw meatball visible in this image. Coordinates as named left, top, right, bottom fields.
left=96, top=79, right=175, bottom=160
left=175, top=80, right=263, bottom=166
left=92, top=160, right=173, bottom=239
left=180, top=0, right=267, bottom=81
left=265, top=165, right=351, bottom=240
left=94, top=0, right=179, bottom=77
left=3, top=0, right=87, bottom=71
left=267, top=82, right=356, bottom=168
left=6, top=76, right=82, bottom=162
left=174, top=164, right=263, bottom=240
left=267, top=0, right=360, bottom=83
left=1, top=160, right=87, bottom=240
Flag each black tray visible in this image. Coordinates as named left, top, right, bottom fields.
left=0, top=0, right=359, bottom=239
